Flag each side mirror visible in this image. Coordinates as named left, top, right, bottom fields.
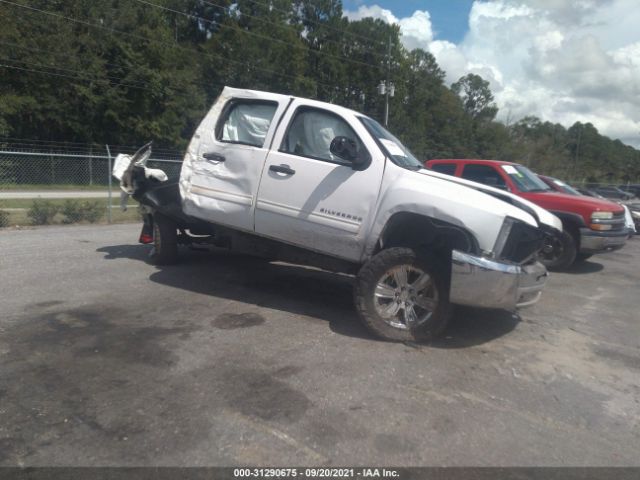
left=130, top=141, right=153, bottom=167
left=329, top=136, right=370, bottom=170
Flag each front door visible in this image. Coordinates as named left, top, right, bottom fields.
left=254, top=101, right=384, bottom=261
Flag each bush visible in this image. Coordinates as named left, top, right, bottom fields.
left=61, top=200, right=83, bottom=224
left=28, top=199, right=59, bottom=225
left=80, top=201, right=104, bottom=223
left=0, top=209, right=9, bottom=228
left=61, top=200, right=104, bottom=224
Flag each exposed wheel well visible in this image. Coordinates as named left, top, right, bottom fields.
left=376, top=212, right=479, bottom=257
left=550, top=211, right=585, bottom=250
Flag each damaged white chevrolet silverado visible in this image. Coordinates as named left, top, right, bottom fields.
left=114, top=87, right=562, bottom=342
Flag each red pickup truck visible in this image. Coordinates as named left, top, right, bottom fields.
left=425, top=159, right=628, bottom=269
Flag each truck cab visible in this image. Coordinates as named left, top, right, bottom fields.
left=426, top=159, right=628, bottom=269
left=115, top=88, right=563, bottom=342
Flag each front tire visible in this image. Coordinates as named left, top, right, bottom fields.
left=538, top=229, right=577, bottom=271
left=150, top=213, right=179, bottom=265
left=354, top=247, right=451, bottom=342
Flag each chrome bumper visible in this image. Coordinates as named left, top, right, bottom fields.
left=450, top=250, right=548, bottom=310
left=579, top=228, right=627, bottom=253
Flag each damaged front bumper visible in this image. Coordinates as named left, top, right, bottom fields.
left=449, top=250, right=548, bottom=311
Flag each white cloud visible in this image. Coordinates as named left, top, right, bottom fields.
left=345, top=0, right=640, bottom=148
left=344, top=6, right=433, bottom=51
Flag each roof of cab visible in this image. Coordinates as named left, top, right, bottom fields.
left=222, top=86, right=367, bottom=120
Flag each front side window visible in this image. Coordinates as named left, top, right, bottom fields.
left=281, top=107, right=364, bottom=164
left=216, top=100, right=278, bottom=148
left=552, top=178, right=581, bottom=196
left=430, top=163, right=457, bottom=176
left=500, top=164, right=551, bottom=192
left=461, top=164, right=507, bottom=189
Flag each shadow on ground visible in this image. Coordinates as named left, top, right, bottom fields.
left=429, top=307, right=520, bottom=349
left=97, top=244, right=520, bottom=347
left=565, top=260, right=604, bottom=274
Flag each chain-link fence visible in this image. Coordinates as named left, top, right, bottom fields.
left=1, top=139, right=638, bottom=227
left=0, top=139, right=185, bottom=225
left=0, top=140, right=183, bottom=187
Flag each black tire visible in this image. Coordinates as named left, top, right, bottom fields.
left=354, top=247, right=451, bottom=342
left=149, top=213, right=179, bottom=265
left=538, top=229, right=577, bottom=271
left=575, top=253, right=593, bottom=263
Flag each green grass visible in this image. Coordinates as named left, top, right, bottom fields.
left=0, top=198, right=142, bottom=227
left=1, top=209, right=142, bottom=227
left=0, top=184, right=109, bottom=191
left=0, top=198, right=134, bottom=209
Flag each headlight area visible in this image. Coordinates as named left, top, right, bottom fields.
left=590, top=211, right=624, bottom=231
left=492, top=217, right=544, bottom=264
left=451, top=218, right=548, bottom=310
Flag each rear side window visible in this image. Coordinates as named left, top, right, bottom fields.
left=216, top=100, right=278, bottom=147
left=461, top=164, right=507, bottom=189
left=430, top=163, right=456, bottom=175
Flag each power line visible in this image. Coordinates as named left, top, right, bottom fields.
left=1, top=56, right=227, bottom=100
left=0, top=56, right=155, bottom=90
left=0, top=40, right=230, bottom=96
left=244, top=0, right=387, bottom=46
left=163, top=0, right=387, bottom=67
left=0, top=38, right=143, bottom=76
left=0, top=0, right=342, bottom=90
left=0, top=62, right=161, bottom=92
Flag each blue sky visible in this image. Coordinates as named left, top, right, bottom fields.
left=341, top=0, right=640, bottom=147
left=342, top=0, right=474, bottom=43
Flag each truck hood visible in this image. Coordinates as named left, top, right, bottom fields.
left=416, top=169, right=563, bottom=232
left=522, top=191, right=626, bottom=214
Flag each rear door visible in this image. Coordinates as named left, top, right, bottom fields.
left=180, top=88, right=291, bottom=231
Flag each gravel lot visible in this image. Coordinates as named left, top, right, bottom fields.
left=1, top=224, right=639, bottom=466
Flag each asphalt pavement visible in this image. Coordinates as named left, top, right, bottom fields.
left=1, top=224, right=639, bottom=466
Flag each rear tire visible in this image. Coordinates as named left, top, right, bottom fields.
left=354, top=247, right=451, bottom=342
left=150, top=213, right=178, bottom=265
left=538, top=229, right=577, bottom=271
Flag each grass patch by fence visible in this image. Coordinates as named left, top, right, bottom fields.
left=0, top=198, right=132, bottom=209
left=0, top=197, right=142, bottom=228
left=0, top=184, right=110, bottom=191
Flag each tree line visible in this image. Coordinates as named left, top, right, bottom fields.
left=1, top=0, right=638, bottom=183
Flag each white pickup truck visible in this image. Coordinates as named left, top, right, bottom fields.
left=114, top=87, right=562, bottom=342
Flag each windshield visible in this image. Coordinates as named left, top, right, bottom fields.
left=359, top=116, right=423, bottom=170
left=501, top=164, right=551, bottom=192
left=552, top=179, right=582, bottom=196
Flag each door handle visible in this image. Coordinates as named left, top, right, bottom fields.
left=269, top=164, right=296, bottom=175
left=203, top=152, right=226, bottom=162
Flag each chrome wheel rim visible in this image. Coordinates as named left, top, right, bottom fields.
left=373, top=264, right=438, bottom=330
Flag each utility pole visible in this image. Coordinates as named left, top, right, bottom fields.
left=384, top=34, right=391, bottom=126
left=572, top=125, right=582, bottom=180
left=106, top=144, right=112, bottom=224
left=377, top=34, right=394, bottom=127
